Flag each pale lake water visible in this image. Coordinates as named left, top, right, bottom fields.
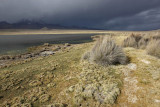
left=0, top=34, right=97, bottom=54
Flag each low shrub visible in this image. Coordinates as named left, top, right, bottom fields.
left=152, top=35, right=160, bottom=40
left=146, top=39, right=160, bottom=58
left=138, top=37, right=150, bottom=49
left=82, top=36, right=127, bottom=66
left=122, top=33, right=142, bottom=48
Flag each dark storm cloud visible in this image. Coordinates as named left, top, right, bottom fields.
left=104, top=7, right=160, bottom=30
left=0, top=0, right=160, bottom=30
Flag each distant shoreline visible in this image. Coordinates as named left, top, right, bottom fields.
left=0, top=33, right=95, bottom=55
left=0, top=29, right=146, bottom=35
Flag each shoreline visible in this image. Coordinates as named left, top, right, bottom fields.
left=0, top=42, right=73, bottom=68
left=0, top=29, right=147, bottom=35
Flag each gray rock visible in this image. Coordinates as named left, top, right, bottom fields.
left=40, top=51, right=55, bottom=56
left=67, top=85, right=75, bottom=92
left=127, top=63, right=137, bottom=70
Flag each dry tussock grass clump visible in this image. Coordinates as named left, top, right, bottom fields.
left=82, top=36, right=127, bottom=66
left=151, top=35, right=160, bottom=40
left=138, top=34, right=160, bottom=49
left=146, top=39, right=160, bottom=58
left=122, top=33, right=160, bottom=49
left=122, top=33, right=142, bottom=48
left=138, top=36, right=150, bottom=49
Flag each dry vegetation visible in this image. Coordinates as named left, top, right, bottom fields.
left=122, top=32, right=160, bottom=58
left=0, top=30, right=160, bottom=107
left=146, top=39, right=160, bottom=58
left=82, top=36, right=127, bottom=66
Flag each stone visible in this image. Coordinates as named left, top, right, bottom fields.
left=67, top=85, right=75, bottom=93
left=154, top=99, right=160, bottom=103
left=141, top=59, right=150, bottom=64
left=40, top=51, right=55, bottom=56
left=127, top=63, right=137, bottom=70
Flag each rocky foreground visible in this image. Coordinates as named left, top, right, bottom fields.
left=0, top=33, right=160, bottom=107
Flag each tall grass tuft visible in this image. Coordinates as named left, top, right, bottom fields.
left=82, top=36, right=127, bottom=66
left=146, top=39, right=160, bottom=58
left=138, top=37, right=150, bottom=49
left=122, top=33, right=142, bottom=48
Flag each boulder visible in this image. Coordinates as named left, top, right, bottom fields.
left=40, top=51, right=55, bottom=56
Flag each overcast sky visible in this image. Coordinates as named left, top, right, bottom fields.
left=0, top=0, right=160, bottom=30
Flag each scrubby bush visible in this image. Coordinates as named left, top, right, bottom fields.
left=122, top=33, right=142, bottom=48
left=122, top=35, right=137, bottom=48
left=82, top=36, right=127, bottom=66
left=152, top=35, right=160, bottom=40
left=122, top=33, right=160, bottom=49
left=146, top=39, right=160, bottom=58
left=138, top=37, right=150, bottom=49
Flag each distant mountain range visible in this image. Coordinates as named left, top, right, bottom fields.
left=0, top=20, right=97, bottom=30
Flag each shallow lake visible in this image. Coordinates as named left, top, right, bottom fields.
left=0, top=34, right=97, bottom=54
